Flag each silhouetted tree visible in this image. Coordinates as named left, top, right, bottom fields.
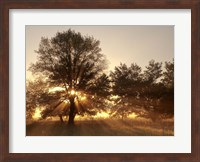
left=110, top=63, right=142, bottom=96
left=30, top=29, right=108, bottom=125
left=26, top=79, right=66, bottom=122
left=162, top=60, right=174, bottom=90
left=143, top=60, right=162, bottom=84
left=140, top=60, right=163, bottom=99
left=110, top=60, right=174, bottom=122
left=88, top=73, right=111, bottom=96
left=26, top=79, right=49, bottom=120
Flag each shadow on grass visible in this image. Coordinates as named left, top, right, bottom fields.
left=26, top=118, right=174, bottom=136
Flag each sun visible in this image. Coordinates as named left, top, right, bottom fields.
left=70, top=90, right=76, bottom=95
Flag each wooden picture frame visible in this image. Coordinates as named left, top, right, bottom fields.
left=0, top=0, right=199, bottom=161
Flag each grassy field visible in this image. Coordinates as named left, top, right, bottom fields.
left=26, top=118, right=174, bottom=136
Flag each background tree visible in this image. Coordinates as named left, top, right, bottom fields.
left=110, top=60, right=174, bottom=122
left=30, top=29, right=108, bottom=125
left=160, top=60, right=174, bottom=117
left=140, top=60, right=173, bottom=121
left=88, top=73, right=111, bottom=96
left=110, top=63, right=142, bottom=96
left=26, top=78, right=66, bottom=122
left=162, top=60, right=174, bottom=90
left=139, top=60, right=163, bottom=99
left=26, top=79, right=50, bottom=120
left=143, top=60, right=162, bottom=84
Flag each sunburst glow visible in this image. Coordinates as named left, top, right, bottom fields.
left=94, top=112, right=110, bottom=119
left=80, top=96, right=86, bottom=101
left=70, top=90, right=76, bottom=95
left=49, top=87, right=65, bottom=93
left=32, top=108, right=42, bottom=119
left=110, top=94, right=120, bottom=100
left=128, top=112, right=137, bottom=119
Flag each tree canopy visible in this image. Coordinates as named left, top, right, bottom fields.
left=109, top=60, right=174, bottom=121
left=30, top=29, right=108, bottom=93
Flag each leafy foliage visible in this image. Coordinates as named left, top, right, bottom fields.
left=110, top=59, right=174, bottom=121
left=143, top=60, right=162, bottom=84
left=162, top=60, right=174, bottom=89
left=110, top=63, right=142, bottom=96
left=30, top=29, right=107, bottom=92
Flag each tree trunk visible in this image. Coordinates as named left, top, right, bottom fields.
left=68, top=97, right=76, bottom=125
left=59, top=115, right=64, bottom=123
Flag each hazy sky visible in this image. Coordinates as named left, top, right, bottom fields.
left=26, top=25, right=174, bottom=80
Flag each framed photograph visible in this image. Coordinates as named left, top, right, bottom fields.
left=0, top=0, right=199, bottom=161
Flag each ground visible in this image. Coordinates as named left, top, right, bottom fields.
left=26, top=118, right=174, bottom=136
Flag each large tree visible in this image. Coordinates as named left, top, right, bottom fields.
left=30, top=29, right=108, bottom=125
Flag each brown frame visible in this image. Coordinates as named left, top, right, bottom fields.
left=0, top=0, right=199, bottom=161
